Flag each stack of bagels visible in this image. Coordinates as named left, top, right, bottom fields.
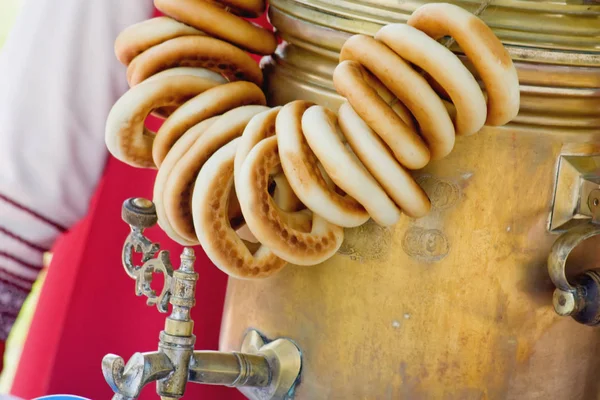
left=106, top=0, right=520, bottom=279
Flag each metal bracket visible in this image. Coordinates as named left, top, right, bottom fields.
left=548, top=167, right=600, bottom=326
left=548, top=155, right=600, bottom=232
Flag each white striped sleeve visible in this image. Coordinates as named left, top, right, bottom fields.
left=0, top=0, right=155, bottom=339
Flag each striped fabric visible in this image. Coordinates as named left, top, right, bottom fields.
left=0, top=0, right=155, bottom=341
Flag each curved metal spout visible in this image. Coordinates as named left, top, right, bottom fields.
left=102, top=352, right=173, bottom=399
left=189, top=351, right=270, bottom=387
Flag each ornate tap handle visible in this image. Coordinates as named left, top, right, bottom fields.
left=121, top=198, right=173, bottom=313
left=548, top=189, right=600, bottom=326
left=102, top=198, right=302, bottom=400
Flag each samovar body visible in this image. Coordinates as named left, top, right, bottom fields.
left=220, top=1, right=600, bottom=398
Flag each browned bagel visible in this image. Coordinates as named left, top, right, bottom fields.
left=154, top=0, right=276, bottom=55
left=115, top=17, right=204, bottom=66
left=153, top=81, right=267, bottom=167
left=127, top=36, right=263, bottom=87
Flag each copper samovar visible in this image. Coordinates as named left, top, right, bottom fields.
left=217, top=1, right=600, bottom=399
left=101, top=1, right=600, bottom=399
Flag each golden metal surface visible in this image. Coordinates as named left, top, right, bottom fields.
left=269, top=0, right=600, bottom=52
left=220, top=1, right=600, bottom=398
left=262, top=0, right=600, bottom=132
left=221, top=126, right=600, bottom=398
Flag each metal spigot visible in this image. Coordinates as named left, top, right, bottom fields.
left=102, top=198, right=302, bottom=400
left=548, top=189, right=600, bottom=326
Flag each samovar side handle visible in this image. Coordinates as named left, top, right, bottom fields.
left=548, top=190, right=600, bottom=326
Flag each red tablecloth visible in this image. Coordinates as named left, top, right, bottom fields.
left=11, top=8, right=273, bottom=400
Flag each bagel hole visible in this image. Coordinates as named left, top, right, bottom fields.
left=423, top=73, right=452, bottom=102
left=229, top=215, right=245, bottom=231
left=241, top=239, right=261, bottom=254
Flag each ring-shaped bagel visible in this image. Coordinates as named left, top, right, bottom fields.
left=235, top=107, right=304, bottom=213
left=339, top=35, right=455, bottom=162
left=105, top=75, right=221, bottom=168
left=375, top=24, right=487, bottom=136
left=145, top=67, right=227, bottom=118
left=192, top=138, right=288, bottom=279
left=333, top=60, right=430, bottom=170
left=154, top=117, right=218, bottom=245
left=338, top=102, right=431, bottom=218
left=302, top=105, right=401, bottom=226
left=115, top=17, right=204, bottom=66
left=126, top=36, right=263, bottom=87
left=408, top=2, right=520, bottom=126
left=276, top=100, right=369, bottom=228
left=236, top=135, right=344, bottom=265
left=153, top=81, right=266, bottom=167
left=154, top=0, right=276, bottom=55
left=163, top=105, right=269, bottom=243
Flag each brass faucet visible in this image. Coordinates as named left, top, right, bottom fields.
left=102, top=198, right=302, bottom=400
left=548, top=187, right=600, bottom=326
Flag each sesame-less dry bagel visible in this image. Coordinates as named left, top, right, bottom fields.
left=301, top=105, right=401, bottom=226
left=338, top=102, right=431, bottom=218
left=115, top=17, right=205, bottom=66
left=276, top=100, right=369, bottom=228
left=192, top=138, right=288, bottom=279
left=375, top=24, right=486, bottom=136
left=236, top=135, right=344, bottom=266
left=105, top=75, right=221, bottom=169
left=153, top=117, right=219, bottom=246
left=333, top=60, right=431, bottom=170
left=154, top=0, right=276, bottom=55
left=144, top=67, right=228, bottom=119
left=105, top=1, right=520, bottom=280
left=407, top=2, right=520, bottom=126
left=126, top=36, right=263, bottom=87
left=338, top=35, right=455, bottom=163
left=208, top=0, right=266, bottom=18
left=163, top=105, right=269, bottom=243
left=152, top=81, right=266, bottom=168
left=234, top=107, right=304, bottom=213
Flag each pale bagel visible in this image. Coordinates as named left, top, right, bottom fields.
left=145, top=67, right=227, bottom=118
left=375, top=24, right=487, bottom=136
left=154, top=0, right=277, bottom=55
left=339, top=34, right=455, bottom=162
left=338, top=102, right=431, bottom=218
left=236, top=135, right=345, bottom=266
left=153, top=117, right=218, bottom=245
left=163, top=105, right=269, bottom=243
left=192, top=138, right=288, bottom=279
left=333, top=60, right=430, bottom=170
left=127, top=36, right=263, bottom=87
left=408, top=2, right=520, bottom=125
left=217, top=0, right=266, bottom=18
left=115, top=17, right=205, bottom=66
left=302, top=105, right=401, bottom=226
left=105, top=75, right=221, bottom=168
left=276, top=100, right=369, bottom=228
left=144, top=67, right=226, bottom=85
left=153, top=81, right=266, bottom=168
left=235, top=107, right=304, bottom=213
left=360, top=71, right=417, bottom=131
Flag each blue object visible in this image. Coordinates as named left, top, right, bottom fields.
left=33, top=396, right=91, bottom=400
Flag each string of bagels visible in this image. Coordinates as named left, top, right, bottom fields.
left=106, top=0, right=520, bottom=279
